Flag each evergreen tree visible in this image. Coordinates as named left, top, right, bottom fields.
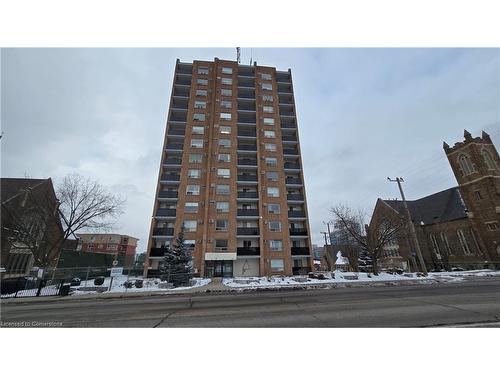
left=357, top=247, right=373, bottom=273
left=161, top=226, right=192, bottom=287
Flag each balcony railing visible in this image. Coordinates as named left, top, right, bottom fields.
left=237, top=144, right=257, bottom=151
left=237, top=209, right=259, bottom=217
left=237, top=117, right=257, bottom=125
left=237, top=130, right=257, bottom=137
left=165, top=143, right=184, bottom=150
left=163, top=158, right=182, bottom=165
left=287, top=194, right=304, bottom=201
left=158, top=191, right=178, bottom=199
left=173, top=88, right=189, bottom=98
left=282, top=135, right=298, bottom=142
left=156, top=208, right=176, bottom=217
left=237, top=228, right=260, bottom=236
left=288, top=211, right=306, bottom=218
left=237, top=247, right=260, bottom=256
left=237, top=175, right=258, bottom=182
left=169, top=115, right=187, bottom=122
left=160, top=174, right=180, bottom=182
left=283, top=148, right=299, bottom=155
left=149, top=247, right=168, bottom=257
left=168, top=129, right=185, bottom=136
left=278, top=95, right=293, bottom=105
left=237, top=80, right=255, bottom=88
left=237, top=159, right=258, bottom=166
left=237, top=104, right=256, bottom=111
left=289, top=228, right=308, bottom=236
left=237, top=191, right=259, bottom=199
left=284, top=162, right=301, bottom=170
left=285, top=177, right=302, bottom=185
left=281, top=122, right=296, bottom=129
left=291, top=247, right=310, bottom=256
left=153, top=228, right=174, bottom=236
left=238, top=91, right=255, bottom=99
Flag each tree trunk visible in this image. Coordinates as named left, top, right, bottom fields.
left=372, top=256, right=379, bottom=276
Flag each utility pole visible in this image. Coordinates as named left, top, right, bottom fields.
left=320, top=231, right=328, bottom=246
left=323, top=221, right=333, bottom=245
left=387, top=177, right=427, bottom=276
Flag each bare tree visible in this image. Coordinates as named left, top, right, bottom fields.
left=2, top=174, right=125, bottom=268
left=330, top=204, right=405, bottom=275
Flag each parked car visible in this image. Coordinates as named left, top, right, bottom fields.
left=0, top=277, right=32, bottom=295
left=70, top=277, right=81, bottom=286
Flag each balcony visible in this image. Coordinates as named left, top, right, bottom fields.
left=237, top=209, right=259, bottom=217
left=158, top=191, right=178, bottom=199
left=237, top=67, right=255, bottom=78
left=287, top=194, right=304, bottom=201
left=237, top=130, right=257, bottom=138
left=276, top=72, right=291, bottom=84
left=149, top=247, right=168, bottom=258
left=237, top=102, right=256, bottom=112
left=281, top=121, right=296, bottom=129
left=237, top=191, right=259, bottom=199
left=278, top=94, right=294, bottom=105
left=285, top=177, right=302, bottom=185
left=282, top=135, right=298, bottom=142
left=278, top=83, right=293, bottom=94
left=238, top=90, right=255, bottom=99
left=168, top=130, right=185, bottom=137
left=279, top=108, right=295, bottom=117
left=163, top=158, right=182, bottom=166
left=237, top=174, right=258, bottom=182
left=175, top=76, right=191, bottom=86
left=171, top=97, right=188, bottom=110
left=156, top=208, right=176, bottom=217
left=173, top=87, right=189, bottom=98
left=289, top=228, right=308, bottom=236
left=288, top=210, right=306, bottom=218
left=169, top=114, right=187, bottom=123
left=237, top=144, right=257, bottom=152
left=237, top=159, right=258, bottom=166
left=153, top=228, right=174, bottom=236
left=283, top=148, right=299, bottom=155
left=238, top=78, right=255, bottom=88
left=237, top=228, right=260, bottom=236
left=177, top=63, right=192, bottom=75
left=237, top=116, right=256, bottom=125
left=291, top=247, right=310, bottom=256
left=284, top=162, right=301, bottom=170
left=160, top=174, right=180, bottom=182
left=237, top=247, right=260, bottom=256
left=165, top=143, right=184, bottom=151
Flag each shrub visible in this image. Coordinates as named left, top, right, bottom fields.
left=134, top=279, right=143, bottom=288
left=94, top=276, right=105, bottom=286
left=123, top=281, right=133, bottom=289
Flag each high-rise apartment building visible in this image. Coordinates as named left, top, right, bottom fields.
left=144, top=58, right=313, bottom=278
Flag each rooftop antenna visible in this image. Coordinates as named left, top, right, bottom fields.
left=236, top=47, right=241, bottom=64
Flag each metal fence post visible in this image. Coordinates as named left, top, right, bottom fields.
left=84, top=266, right=90, bottom=288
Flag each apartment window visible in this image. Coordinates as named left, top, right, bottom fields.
left=217, top=168, right=230, bottom=179
left=266, top=171, right=279, bottom=181
left=216, top=220, right=229, bottom=231
left=185, top=240, right=196, bottom=250
left=187, top=169, right=201, bottom=179
left=218, top=138, right=231, bottom=147
left=220, top=126, right=231, bottom=134
left=266, top=157, right=277, bottom=166
left=262, top=83, right=272, bottom=91
left=268, top=204, right=280, bottom=214
left=216, top=185, right=230, bottom=195
left=221, top=89, right=232, bottom=96
left=262, top=95, right=273, bottom=102
left=221, top=100, right=232, bottom=109
left=198, top=67, right=209, bottom=75
left=184, top=220, right=197, bottom=232
left=457, top=229, right=471, bottom=255
left=192, top=126, right=204, bottom=135
left=265, top=143, right=276, bottom=152
left=190, top=139, right=204, bottom=148
left=269, top=240, right=283, bottom=251
left=216, top=201, right=229, bottom=213
left=186, top=185, right=200, bottom=196
left=197, top=78, right=208, bottom=86
left=218, top=153, right=231, bottom=163
left=270, top=259, right=284, bottom=271
left=263, top=118, right=275, bottom=126
left=196, top=89, right=207, bottom=97
left=193, top=113, right=205, bottom=121
left=269, top=221, right=282, bottom=232
left=430, top=234, right=441, bottom=257
left=220, top=113, right=232, bottom=121
left=189, top=154, right=202, bottom=163
left=263, top=106, right=274, bottom=113
left=264, top=130, right=276, bottom=138
left=184, top=202, right=199, bottom=213
left=215, top=239, right=228, bottom=250
left=261, top=73, right=272, bottom=80
left=221, top=78, right=232, bottom=85
left=221, top=67, right=233, bottom=74
left=194, top=101, right=206, bottom=109
left=267, top=187, right=280, bottom=197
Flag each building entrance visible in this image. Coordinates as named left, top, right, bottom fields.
left=205, top=260, right=233, bottom=277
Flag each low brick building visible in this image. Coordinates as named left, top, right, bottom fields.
left=370, top=130, right=500, bottom=271
left=76, top=233, right=139, bottom=266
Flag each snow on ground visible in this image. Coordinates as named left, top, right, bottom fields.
left=222, top=269, right=500, bottom=290
left=70, top=276, right=211, bottom=295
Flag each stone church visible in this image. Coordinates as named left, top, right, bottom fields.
left=370, top=130, right=500, bottom=271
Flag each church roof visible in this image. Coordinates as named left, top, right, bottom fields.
left=383, top=187, right=467, bottom=225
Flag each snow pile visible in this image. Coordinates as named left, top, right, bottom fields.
left=335, top=251, right=348, bottom=265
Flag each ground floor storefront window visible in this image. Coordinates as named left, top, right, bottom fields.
left=204, top=260, right=233, bottom=277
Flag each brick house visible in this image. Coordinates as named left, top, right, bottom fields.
left=370, top=130, right=500, bottom=271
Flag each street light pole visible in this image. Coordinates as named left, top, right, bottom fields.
left=387, top=177, right=427, bottom=276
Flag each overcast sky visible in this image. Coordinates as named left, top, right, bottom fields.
left=1, top=48, right=499, bottom=250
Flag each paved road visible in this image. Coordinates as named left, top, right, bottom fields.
left=1, top=279, right=500, bottom=327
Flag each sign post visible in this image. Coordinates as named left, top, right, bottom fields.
left=108, top=267, right=123, bottom=292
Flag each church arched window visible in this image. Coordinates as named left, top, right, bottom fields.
left=458, top=154, right=474, bottom=175
left=482, top=149, right=497, bottom=170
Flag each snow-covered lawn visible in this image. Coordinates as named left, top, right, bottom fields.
left=222, top=269, right=500, bottom=290
left=70, top=276, right=211, bottom=295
